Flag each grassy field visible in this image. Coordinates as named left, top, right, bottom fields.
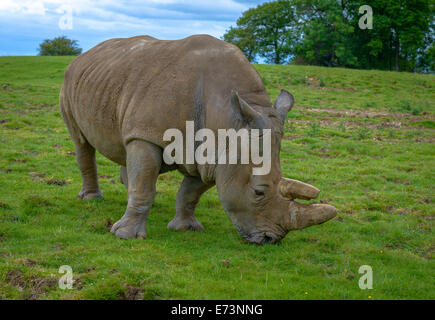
left=0, top=56, right=434, bottom=300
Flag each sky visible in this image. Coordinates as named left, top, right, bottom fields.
left=0, top=0, right=267, bottom=56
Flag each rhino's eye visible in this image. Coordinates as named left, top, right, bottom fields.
left=255, top=190, right=265, bottom=196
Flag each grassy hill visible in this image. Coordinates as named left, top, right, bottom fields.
left=0, top=56, right=434, bottom=299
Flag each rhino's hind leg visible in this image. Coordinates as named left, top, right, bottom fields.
left=168, top=176, right=213, bottom=231
left=75, top=141, right=103, bottom=200
left=60, top=101, right=102, bottom=200
left=120, top=166, right=128, bottom=189
left=61, top=115, right=103, bottom=200
left=111, top=140, right=162, bottom=239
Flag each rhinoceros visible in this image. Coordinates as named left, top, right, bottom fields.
left=60, top=34, right=337, bottom=244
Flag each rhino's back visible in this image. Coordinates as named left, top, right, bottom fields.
left=61, top=35, right=269, bottom=165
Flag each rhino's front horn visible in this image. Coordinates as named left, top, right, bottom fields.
left=279, top=177, right=320, bottom=200
left=287, top=201, right=337, bottom=231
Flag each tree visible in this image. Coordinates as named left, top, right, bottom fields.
left=343, top=0, right=433, bottom=72
left=223, top=0, right=296, bottom=64
left=293, top=0, right=357, bottom=67
left=223, top=26, right=258, bottom=62
left=38, top=36, right=82, bottom=56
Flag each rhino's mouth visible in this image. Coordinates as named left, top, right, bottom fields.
left=236, top=226, right=285, bottom=245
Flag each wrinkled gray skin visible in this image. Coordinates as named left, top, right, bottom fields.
left=60, top=35, right=336, bottom=245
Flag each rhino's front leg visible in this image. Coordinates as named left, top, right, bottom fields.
left=167, top=176, right=213, bottom=231
left=111, top=140, right=162, bottom=239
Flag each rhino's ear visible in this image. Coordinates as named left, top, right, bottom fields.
left=231, top=90, right=265, bottom=129
left=273, top=89, right=294, bottom=125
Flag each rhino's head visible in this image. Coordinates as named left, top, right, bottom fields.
left=215, top=89, right=337, bottom=245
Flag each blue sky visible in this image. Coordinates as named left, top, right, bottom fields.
left=0, top=0, right=267, bottom=56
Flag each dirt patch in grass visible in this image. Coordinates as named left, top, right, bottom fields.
left=5, top=269, right=57, bottom=299
left=305, top=77, right=324, bottom=89
left=0, top=232, right=7, bottom=241
left=105, top=218, right=114, bottom=231
left=6, top=270, right=26, bottom=288
left=45, top=178, right=68, bottom=186
left=221, top=259, right=231, bottom=267
left=16, top=258, right=38, bottom=267
left=290, top=108, right=435, bottom=131
left=0, top=251, right=11, bottom=258
left=29, top=172, right=46, bottom=181
left=27, top=278, right=58, bottom=299
left=0, top=201, right=10, bottom=209
left=26, top=259, right=37, bottom=266
left=118, top=284, right=144, bottom=300
left=413, top=245, right=434, bottom=260
left=2, top=83, right=12, bottom=91
left=304, top=108, right=434, bottom=121
left=24, top=104, right=56, bottom=111
left=302, top=77, right=356, bottom=91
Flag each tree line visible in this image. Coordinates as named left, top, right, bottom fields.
left=223, top=0, right=434, bottom=72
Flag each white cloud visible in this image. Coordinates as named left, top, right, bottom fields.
left=0, top=0, right=248, bottom=17
left=0, top=0, right=262, bottom=55
left=23, top=2, right=46, bottom=15
left=0, top=0, right=46, bottom=15
left=0, top=0, right=21, bottom=12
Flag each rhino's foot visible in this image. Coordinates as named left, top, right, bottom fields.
left=110, top=212, right=147, bottom=239
left=77, top=190, right=103, bottom=200
left=167, top=216, right=204, bottom=231
left=288, top=201, right=337, bottom=231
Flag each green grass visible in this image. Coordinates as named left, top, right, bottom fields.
left=0, top=56, right=434, bottom=300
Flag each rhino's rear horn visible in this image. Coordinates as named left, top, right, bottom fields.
left=279, top=177, right=320, bottom=200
